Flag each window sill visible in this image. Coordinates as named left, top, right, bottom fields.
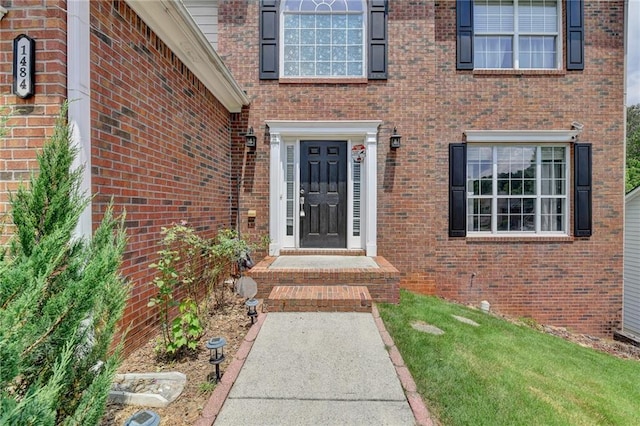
left=278, top=77, right=369, bottom=85
left=472, top=69, right=566, bottom=77
left=464, top=234, right=574, bottom=243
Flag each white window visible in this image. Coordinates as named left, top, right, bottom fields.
left=281, top=0, right=366, bottom=78
left=467, top=145, right=568, bottom=234
left=474, top=0, right=559, bottom=69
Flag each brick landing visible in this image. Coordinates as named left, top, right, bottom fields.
left=266, top=285, right=372, bottom=313
left=247, top=255, right=400, bottom=303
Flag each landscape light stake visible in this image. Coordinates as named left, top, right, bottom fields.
left=206, top=337, right=227, bottom=383
left=245, top=298, right=259, bottom=324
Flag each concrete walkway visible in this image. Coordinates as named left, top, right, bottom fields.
left=209, top=311, right=427, bottom=425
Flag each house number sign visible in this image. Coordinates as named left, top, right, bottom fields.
left=13, top=34, right=35, bottom=99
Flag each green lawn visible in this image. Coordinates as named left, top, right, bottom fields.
left=378, top=291, right=640, bottom=426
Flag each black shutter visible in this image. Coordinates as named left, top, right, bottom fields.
left=574, top=143, right=592, bottom=237
left=368, top=0, right=388, bottom=79
left=260, top=0, right=279, bottom=80
left=566, top=0, right=584, bottom=70
left=449, top=144, right=467, bottom=237
left=456, top=0, right=473, bottom=70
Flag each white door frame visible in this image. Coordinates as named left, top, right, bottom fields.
left=266, top=120, right=381, bottom=257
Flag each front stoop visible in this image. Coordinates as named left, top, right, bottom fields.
left=246, top=255, right=400, bottom=304
left=266, top=285, right=373, bottom=313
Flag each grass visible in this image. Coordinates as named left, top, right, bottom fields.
left=378, top=291, right=640, bottom=426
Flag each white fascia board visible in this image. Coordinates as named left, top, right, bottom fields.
left=126, top=0, right=249, bottom=112
left=266, top=120, right=382, bottom=138
left=464, top=130, right=580, bottom=143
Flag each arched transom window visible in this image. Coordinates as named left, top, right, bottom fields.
left=281, top=0, right=366, bottom=78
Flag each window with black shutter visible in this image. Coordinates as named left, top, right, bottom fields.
left=259, top=0, right=388, bottom=80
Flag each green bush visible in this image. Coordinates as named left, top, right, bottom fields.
left=0, top=102, right=129, bottom=425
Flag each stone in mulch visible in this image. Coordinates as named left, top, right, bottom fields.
left=452, top=315, right=480, bottom=327
left=109, top=372, right=186, bottom=408
left=411, top=321, right=444, bottom=336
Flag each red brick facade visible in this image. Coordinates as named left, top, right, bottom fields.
left=217, top=1, right=626, bottom=336
left=0, top=0, right=626, bottom=347
left=1, top=0, right=238, bottom=352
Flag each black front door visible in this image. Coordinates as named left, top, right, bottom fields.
left=300, top=141, right=347, bottom=248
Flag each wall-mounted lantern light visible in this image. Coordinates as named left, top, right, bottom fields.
left=244, top=127, right=257, bottom=148
left=390, top=127, right=402, bottom=149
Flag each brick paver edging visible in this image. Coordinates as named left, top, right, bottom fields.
left=372, top=304, right=436, bottom=426
left=194, top=312, right=267, bottom=426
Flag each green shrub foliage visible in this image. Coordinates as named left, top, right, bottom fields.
left=0, top=103, right=129, bottom=425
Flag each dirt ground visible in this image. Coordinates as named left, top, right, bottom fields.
left=100, top=294, right=253, bottom=426
left=101, top=298, right=640, bottom=425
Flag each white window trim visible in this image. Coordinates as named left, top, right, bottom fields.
left=465, top=129, right=579, bottom=143
left=473, top=0, right=563, bottom=70
left=279, top=0, right=368, bottom=79
left=266, top=120, right=381, bottom=256
left=464, top=129, right=574, bottom=237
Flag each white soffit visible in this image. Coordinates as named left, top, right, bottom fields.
left=464, top=130, right=580, bottom=143
left=126, top=0, right=248, bottom=112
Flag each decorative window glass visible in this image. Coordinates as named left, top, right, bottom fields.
left=282, top=0, right=366, bottom=77
left=467, top=145, right=568, bottom=234
left=474, top=0, right=559, bottom=69
left=286, top=145, right=295, bottom=236
left=352, top=161, right=361, bottom=236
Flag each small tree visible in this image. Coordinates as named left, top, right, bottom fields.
left=0, top=103, right=129, bottom=425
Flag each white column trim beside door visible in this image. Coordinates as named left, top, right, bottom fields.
left=266, top=120, right=381, bottom=257
left=364, top=129, right=378, bottom=256
left=269, top=131, right=283, bottom=256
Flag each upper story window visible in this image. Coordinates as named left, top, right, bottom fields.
left=281, top=0, right=366, bottom=78
left=473, top=0, right=560, bottom=69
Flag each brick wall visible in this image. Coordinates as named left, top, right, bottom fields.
left=1, top=1, right=236, bottom=354
left=217, top=1, right=625, bottom=336
left=0, top=0, right=67, bottom=240
left=90, top=1, right=235, bottom=352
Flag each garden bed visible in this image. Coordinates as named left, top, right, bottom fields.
left=100, top=294, right=252, bottom=425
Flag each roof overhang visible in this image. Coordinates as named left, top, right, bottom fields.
left=627, top=185, right=640, bottom=202
left=126, top=0, right=249, bottom=113
left=464, top=130, right=580, bottom=143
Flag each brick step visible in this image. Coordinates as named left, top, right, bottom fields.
left=265, top=285, right=372, bottom=313
left=247, top=256, right=400, bottom=303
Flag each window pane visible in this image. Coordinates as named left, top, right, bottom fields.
left=475, top=0, right=514, bottom=32
left=469, top=145, right=566, bottom=234
left=518, top=0, right=557, bottom=33
left=519, top=36, right=556, bottom=68
left=282, top=0, right=364, bottom=78
left=317, top=29, right=331, bottom=44
left=475, top=36, right=513, bottom=68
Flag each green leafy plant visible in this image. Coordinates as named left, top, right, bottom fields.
left=167, top=298, right=203, bottom=354
left=205, top=229, right=266, bottom=309
left=148, top=223, right=208, bottom=358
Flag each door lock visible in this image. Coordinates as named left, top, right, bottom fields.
left=299, top=188, right=305, bottom=217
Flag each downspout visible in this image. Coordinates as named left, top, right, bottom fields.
left=67, top=0, right=92, bottom=238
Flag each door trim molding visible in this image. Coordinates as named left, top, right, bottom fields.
left=266, top=120, right=381, bottom=257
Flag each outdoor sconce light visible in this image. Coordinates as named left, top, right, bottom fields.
left=389, top=127, right=402, bottom=149
left=245, top=298, right=259, bottom=324
left=244, top=127, right=257, bottom=148
left=206, top=336, right=227, bottom=383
